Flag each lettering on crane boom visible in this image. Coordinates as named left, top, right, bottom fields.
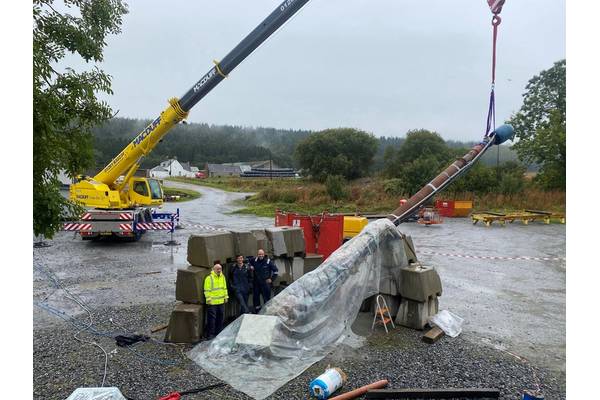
left=133, top=116, right=161, bottom=146
left=280, top=0, right=298, bottom=12
left=103, top=151, right=125, bottom=173
left=192, top=68, right=217, bottom=93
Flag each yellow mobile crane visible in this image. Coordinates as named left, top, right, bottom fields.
left=68, top=0, right=315, bottom=240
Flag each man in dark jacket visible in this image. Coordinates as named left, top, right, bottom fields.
left=230, top=255, right=251, bottom=315
left=248, top=249, right=278, bottom=313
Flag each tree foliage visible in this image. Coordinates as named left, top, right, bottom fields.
left=509, top=60, right=566, bottom=189
left=384, top=129, right=528, bottom=196
left=91, top=118, right=311, bottom=171
left=295, top=128, right=378, bottom=182
left=33, top=0, right=128, bottom=238
left=383, top=130, right=453, bottom=193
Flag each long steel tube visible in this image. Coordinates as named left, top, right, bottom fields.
left=387, top=136, right=496, bottom=225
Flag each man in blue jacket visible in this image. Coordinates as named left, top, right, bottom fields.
left=248, top=248, right=278, bottom=313
left=230, top=254, right=251, bottom=316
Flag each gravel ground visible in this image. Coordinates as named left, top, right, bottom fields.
left=33, top=303, right=565, bottom=400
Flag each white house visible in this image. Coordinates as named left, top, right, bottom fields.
left=149, top=159, right=197, bottom=178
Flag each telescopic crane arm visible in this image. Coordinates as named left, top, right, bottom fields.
left=92, top=0, right=312, bottom=188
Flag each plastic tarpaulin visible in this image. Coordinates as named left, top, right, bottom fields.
left=65, top=387, right=126, bottom=400
left=189, top=219, right=408, bottom=399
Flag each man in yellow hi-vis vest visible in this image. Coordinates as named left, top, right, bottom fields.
left=204, top=263, right=228, bottom=339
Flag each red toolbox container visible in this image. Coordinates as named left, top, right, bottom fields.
left=275, top=210, right=344, bottom=260
left=434, top=200, right=473, bottom=217
left=435, top=200, right=455, bottom=217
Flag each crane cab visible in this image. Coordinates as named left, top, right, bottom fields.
left=125, top=177, right=164, bottom=207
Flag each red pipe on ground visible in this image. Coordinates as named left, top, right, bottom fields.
left=328, top=379, right=390, bottom=400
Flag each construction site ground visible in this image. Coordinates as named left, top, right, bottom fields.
left=33, top=182, right=566, bottom=399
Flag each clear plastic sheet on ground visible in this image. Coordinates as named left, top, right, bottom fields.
left=65, top=387, right=126, bottom=400
left=188, top=219, right=408, bottom=399
left=428, top=309, right=464, bottom=338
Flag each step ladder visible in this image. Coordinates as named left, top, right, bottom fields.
left=371, top=294, right=396, bottom=333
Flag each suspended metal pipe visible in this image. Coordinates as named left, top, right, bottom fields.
left=387, top=124, right=514, bottom=225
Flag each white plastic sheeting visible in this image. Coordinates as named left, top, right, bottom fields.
left=65, top=387, right=126, bottom=400
left=429, top=310, right=464, bottom=338
left=188, top=219, right=408, bottom=399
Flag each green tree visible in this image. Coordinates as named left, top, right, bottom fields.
left=295, top=128, right=378, bottom=182
left=509, top=60, right=566, bottom=189
left=397, top=156, right=444, bottom=195
left=384, top=129, right=451, bottom=179
left=33, top=0, right=128, bottom=238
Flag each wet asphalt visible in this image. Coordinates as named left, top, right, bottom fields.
left=33, top=182, right=565, bottom=385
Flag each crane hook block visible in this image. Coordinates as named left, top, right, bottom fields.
left=492, top=124, right=514, bottom=145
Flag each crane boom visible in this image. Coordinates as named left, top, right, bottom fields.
left=93, top=0, right=311, bottom=186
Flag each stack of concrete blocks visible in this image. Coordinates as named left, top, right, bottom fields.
left=165, top=232, right=234, bottom=343
left=373, top=235, right=407, bottom=319
left=371, top=232, right=443, bottom=331
left=395, top=263, right=442, bottom=330
left=264, top=227, right=306, bottom=286
left=165, top=227, right=328, bottom=342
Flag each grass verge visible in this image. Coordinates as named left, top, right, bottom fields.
left=162, top=187, right=201, bottom=202
left=169, top=177, right=565, bottom=218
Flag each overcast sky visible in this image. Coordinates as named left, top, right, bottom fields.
left=59, top=0, right=565, bottom=141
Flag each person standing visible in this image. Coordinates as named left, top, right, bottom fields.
left=248, top=249, right=278, bottom=313
left=230, top=255, right=251, bottom=316
left=204, top=263, right=228, bottom=339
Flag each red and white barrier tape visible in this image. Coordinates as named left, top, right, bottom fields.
left=417, top=250, right=565, bottom=262
left=136, top=222, right=173, bottom=230
left=178, top=223, right=228, bottom=232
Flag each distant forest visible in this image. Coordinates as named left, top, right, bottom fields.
left=91, top=117, right=521, bottom=173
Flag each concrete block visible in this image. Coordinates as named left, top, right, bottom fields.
left=251, top=229, right=273, bottom=256
left=395, top=296, right=438, bottom=330
left=403, top=235, right=418, bottom=263
left=428, top=295, right=439, bottom=316
left=187, top=232, right=234, bottom=267
left=273, top=257, right=293, bottom=285
left=303, top=253, right=323, bottom=273
left=372, top=294, right=401, bottom=317
left=265, top=226, right=305, bottom=256
left=289, top=227, right=305, bottom=254
left=398, top=264, right=442, bottom=302
left=265, top=227, right=290, bottom=256
left=381, top=237, right=408, bottom=267
left=229, top=229, right=258, bottom=257
left=379, top=266, right=400, bottom=296
left=164, top=303, right=204, bottom=343
left=292, top=257, right=304, bottom=281
left=175, top=266, right=211, bottom=304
